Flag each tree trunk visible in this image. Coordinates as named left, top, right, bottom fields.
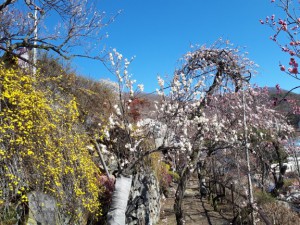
left=174, top=167, right=191, bottom=225
left=271, top=141, right=286, bottom=196
left=197, top=161, right=207, bottom=198
left=107, top=175, right=132, bottom=225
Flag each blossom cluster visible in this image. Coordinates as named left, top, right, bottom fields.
left=261, top=0, right=300, bottom=76
left=280, top=57, right=299, bottom=74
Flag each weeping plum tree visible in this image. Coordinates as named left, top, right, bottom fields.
left=154, top=41, right=257, bottom=225
left=159, top=42, right=295, bottom=223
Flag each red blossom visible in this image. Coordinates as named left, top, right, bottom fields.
left=276, top=84, right=281, bottom=90
left=289, top=50, right=295, bottom=55
left=288, top=67, right=298, bottom=74
left=282, top=25, right=288, bottom=31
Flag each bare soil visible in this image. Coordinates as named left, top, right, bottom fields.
left=157, top=178, right=233, bottom=225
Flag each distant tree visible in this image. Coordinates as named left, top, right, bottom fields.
left=0, top=0, right=116, bottom=66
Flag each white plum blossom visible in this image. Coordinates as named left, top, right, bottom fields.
left=137, top=84, right=144, bottom=92
left=157, top=76, right=165, bottom=87
left=108, top=115, right=115, bottom=126
left=114, top=104, right=121, bottom=115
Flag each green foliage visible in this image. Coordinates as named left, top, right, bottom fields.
left=0, top=205, right=18, bottom=225
left=150, top=153, right=179, bottom=192
left=282, top=178, right=294, bottom=194
left=254, top=190, right=275, bottom=205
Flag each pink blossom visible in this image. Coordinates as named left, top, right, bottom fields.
left=289, top=50, right=295, bottom=56
left=282, top=25, right=288, bottom=31
left=288, top=67, right=298, bottom=74
left=292, top=67, right=298, bottom=74
left=290, top=58, right=296, bottom=64
left=280, top=65, right=285, bottom=71
left=291, top=26, right=298, bottom=30
left=259, top=19, right=264, bottom=24
left=271, top=14, right=275, bottom=20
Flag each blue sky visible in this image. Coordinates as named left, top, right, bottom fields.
left=72, top=0, right=298, bottom=93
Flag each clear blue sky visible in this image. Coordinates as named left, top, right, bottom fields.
left=72, top=0, right=298, bottom=93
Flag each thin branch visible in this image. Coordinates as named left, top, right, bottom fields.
left=278, top=85, right=300, bottom=104
left=0, top=0, right=13, bottom=11
left=124, top=146, right=178, bottom=173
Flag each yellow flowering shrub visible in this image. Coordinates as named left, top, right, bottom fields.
left=0, top=65, right=102, bottom=222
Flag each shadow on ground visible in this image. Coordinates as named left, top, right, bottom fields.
left=157, top=179, right=232, bottom=225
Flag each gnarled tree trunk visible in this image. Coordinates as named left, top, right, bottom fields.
left=174, top=166, right=191, bottom=225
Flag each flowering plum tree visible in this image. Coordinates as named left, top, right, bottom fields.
left=100, top=41, right=258, bottom=224
left=261, top=0, right=300, bottom=91
left=96, top=49, right=173, bottom=225
left=206, top=87, right=293, bottom=195
left=100, top=39, right=294, bottom=224
left=154, top=41, right=259, bottom=224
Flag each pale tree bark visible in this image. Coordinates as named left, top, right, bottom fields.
left=107, top=175, right=132, bottom=225
left=242, top=89, right=255, bottom=225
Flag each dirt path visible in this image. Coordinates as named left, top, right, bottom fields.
left=157, top=178, right=233, bottom=225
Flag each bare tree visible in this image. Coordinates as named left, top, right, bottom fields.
left=0, top=0, right=116, bottom=65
